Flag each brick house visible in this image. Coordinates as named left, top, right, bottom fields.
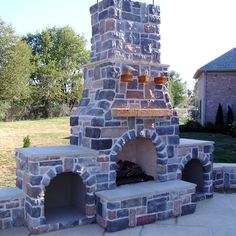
left=193, top=48, right=236, bottom=125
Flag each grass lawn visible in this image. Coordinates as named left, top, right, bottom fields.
left=0, top=117, right=70, bottom=188
left=180, top=132, right=236, bottom=163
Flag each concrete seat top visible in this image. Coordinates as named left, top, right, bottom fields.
left=0, top=187, right=25, bottom=201
left=96, top=180, right=196, bottom=201
left=179, top=138, right=214, bottom=146
left=16, top=145, right=98, bottom=158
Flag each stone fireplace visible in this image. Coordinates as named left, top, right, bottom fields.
left=0, top=0, right=214, bottom=234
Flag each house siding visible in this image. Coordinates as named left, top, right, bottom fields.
left=205, top=72, right=236, bottom=125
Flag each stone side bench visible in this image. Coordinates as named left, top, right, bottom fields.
left=0, top=188, right=25, bottom=229
left=213, top=163, right=236, bottom=191
left=95, top=180, right=196, bottom=232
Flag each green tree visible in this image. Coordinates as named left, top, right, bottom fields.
left=23, top=26, right=90, bottom=118
left=215, top=103, right=225, bottom=133
left=0, top=18, right=32, bottom=120
left=227, top=105, right=234, bottom=130
left=168, top=70, right=187, bottom=107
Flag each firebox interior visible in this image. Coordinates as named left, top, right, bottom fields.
left=44, top=172, right=86, bottom=224
left=117, top=138, right=157, bottom=185
left=182, top=159, right=204, bottom=193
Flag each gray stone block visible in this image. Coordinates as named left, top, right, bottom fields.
left=107, top=202, right=120, bottom=210
left=96, top=174, right=108, bottom=183
left=0, top=210, right=10, bottom=219
left=12, top=209, right=24, bottom=226
left=107, top=218, right=129, bottom=232
left=91, top=139, right=112, bottom=150
left=181, top=203, right=196, bottom=215
left=147, top=199, right=167, bottom=213
left=121, top=198, right=142, bottom=208
left=117, top=209, right=129, bottom=218
left=85, top=127, right=101, bottom=138
left=30, top=176, right=42, bottom=186
left=40, top=160, right=62, bottom=167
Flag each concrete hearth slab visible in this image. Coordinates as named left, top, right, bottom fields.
left=1, top=193, right=236, bottom=236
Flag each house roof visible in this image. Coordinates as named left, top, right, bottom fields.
left=193, top=48, right=236, bottom=78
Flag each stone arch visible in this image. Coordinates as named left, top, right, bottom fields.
left=177, top=152, right=212, bottom=195
left=40, top=163, right=96, bottom=220
left=110, top=128, right=168, bottom=182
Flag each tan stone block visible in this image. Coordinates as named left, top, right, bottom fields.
left=127, top=90, right=144, bottom=99
left=86, top=205, right=96, bottom=216
left=101, top=127, right=128, bottom=138
left=105, top=19, right=115, bottom=32
left=108, top=211, right=117, bottom=220
left=101, top=163, right=109, bottom=172
left=178, top=147, right=190, bottom=157
left=96, top=214, right=107, bottom=228
left=120, top=83, right=126, bottom=93
left=129, top=209, right=136, bottom=227
left=173, top=200, right=181, bottom=216
left=136, top=207, right=146, bottom=215
left=145, top=81, right=155, bottom=99
left=97, top=156, right=109, bottom=162
left=144, top=119, right=155, bottom=129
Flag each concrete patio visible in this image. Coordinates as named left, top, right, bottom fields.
left=1, top=192, right=236, bottom=236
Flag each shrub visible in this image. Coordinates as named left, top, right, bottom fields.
left=227, top=106, right=234, bottom=130
left=229, top=121, right=236, bottom=137
left=23, top=135, right=31, bottom=148
left=215, top=104, right=225, bottom=133
left=204, top=122, right=215, bottom=133
left=180, top=119, right=203, bottom=132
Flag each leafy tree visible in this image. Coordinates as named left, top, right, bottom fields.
left=215, top=103, right=225, bottom=133
left=168, top=70, right=187, bottom=107
left=227, top=105, right=234, bottom=130
left=0, top=18, right=32, bottom=119
left=23, top=26, right=90, bottom=118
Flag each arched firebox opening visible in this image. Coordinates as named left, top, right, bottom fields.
left=182, top=159, right=204, bottom=193
left=116, top=138, right=157, bottom=186
left=44, top=172, right=86, bottom=224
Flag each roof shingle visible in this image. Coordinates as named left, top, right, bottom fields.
left=194, top=48, right=236, bottom=78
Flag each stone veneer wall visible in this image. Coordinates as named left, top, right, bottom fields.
left=89, top=0, right=162, bottom=63
left=176, top=140, right=214, bottom=200
left=213, top=163, right=236, bottom=191
left=95, top=181, right=196, bottom=232
left=15, top=146, right=101, bottom=234
left=0, top=188, right=25, bottom=230
left=69, top=0, right=178, bottom=191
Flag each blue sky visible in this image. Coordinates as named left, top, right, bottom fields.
left=1, top=0, right=236, bottom=89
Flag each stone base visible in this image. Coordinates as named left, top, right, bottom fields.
left=0, top=188, right=25, bottom=230
left=95, top=180, right=197, bottom=232
left=213, top=163, right=236, bottom=191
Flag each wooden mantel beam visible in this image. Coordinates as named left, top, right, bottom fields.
left=112, top=108, right=173, bottom=117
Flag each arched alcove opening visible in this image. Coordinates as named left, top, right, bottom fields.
left=116, top=138, right=156, bottom=186
left=44, top=172, right=86, bottom=224
left=182, top=159, right=204, bottom=193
